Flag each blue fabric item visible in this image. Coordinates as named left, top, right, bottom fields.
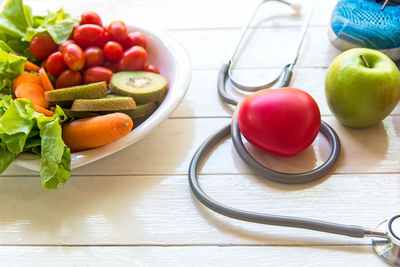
left=331, top=0, right=400, bottom=49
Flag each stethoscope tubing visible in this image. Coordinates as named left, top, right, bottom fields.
left=188, top=61, right=371, bottom=238
left=188, top=121, right=367, bottom=238
left=188, top=1, right=393, bottom=260
left=231, top=110, right=341, bottom=184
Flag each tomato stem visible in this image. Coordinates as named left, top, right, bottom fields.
left=359, top=55, right=369, bottom=68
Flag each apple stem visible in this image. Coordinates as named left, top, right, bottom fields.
left=360, top=55, right=370, bottom=68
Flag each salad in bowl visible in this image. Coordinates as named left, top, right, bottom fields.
left=0, top=0, right=191, bottom=189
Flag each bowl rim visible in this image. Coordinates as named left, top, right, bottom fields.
left=13, top=24, right=192, bottom=172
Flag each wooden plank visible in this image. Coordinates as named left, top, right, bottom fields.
left=172, top=68, right=400, bottom=119
left=169, top=26, right=342, bottom=70
left=25, top=0, right=337, bottom=29
left=0, top=246, right=387, bottom=267
left=0, top=174, right=396, bottom=245
left=3, top=115, right=400, bottom=176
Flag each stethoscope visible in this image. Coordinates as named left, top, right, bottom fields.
left=188, top=0, right=400, bottom=265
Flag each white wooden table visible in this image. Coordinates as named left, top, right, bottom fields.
left=1, top=0, right=398, bottom=265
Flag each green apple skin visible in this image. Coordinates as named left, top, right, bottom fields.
left=325, top=48, right=400, bottom=128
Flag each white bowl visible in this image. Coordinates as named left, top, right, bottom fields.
left=13, top=25, right=191, bottom=172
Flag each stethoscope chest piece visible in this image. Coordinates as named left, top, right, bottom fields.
left=373, top=215, right=400, bottom=265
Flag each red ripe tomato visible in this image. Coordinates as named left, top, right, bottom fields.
left=83, top=66, right=113, bottom=84
left=29, top=33, right=58, bottom=60
left=84, top=46, right=104, bottom=68
left=96, top=30, right=109, bottom=47
left=142, top=64, right=159, bottom=74
left=63, top=43, right=85, bottom=70
left=46, top=52, right=67, bottom=76
left=238, top=87, right=321, bottom=157
left=80, top=11, right=102, bottom=26
left=103, top=41, right=123, bottom=61
left=107, top=20, right=127, bottom=43
left=73, top=24, right=105, bottom=47
left=118, top=46, right=147, bottom=71
left=55, top=69, right=82, bottom=88
left=103, top=61, right=119, bottom=73
left=58, top=40, right=76, bottom=53
left=122, top=31, right=147, bottom=49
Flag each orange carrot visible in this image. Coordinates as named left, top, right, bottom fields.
left=62, top=113, right=133, bottom=152
left=9, top=52, right=40, bottom=72
left=33, top=105, right=55, bottom=117
left=15, top=83, right=49, bottom=108
left=39, top=67, right=54, bottom=91
left=13, top=72, right=42, bottom=91
left=24, top=60, right=40, bottom=72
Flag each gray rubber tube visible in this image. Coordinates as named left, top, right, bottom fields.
left=188, top=122, right=366, bottom=238
left=231, top=110, right=341, bottom=184
left=217, top=63, right=294, bottom=106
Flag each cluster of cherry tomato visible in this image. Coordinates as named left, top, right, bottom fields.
left=29, top=11, right=159, bottom=89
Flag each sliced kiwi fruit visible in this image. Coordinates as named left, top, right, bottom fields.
left=62, top=109, right=99, bottom=118
left=45, top=81, right=108, bottom=103
left=110, top=71, right=168, bottom=104
left=71, top=95, right=136, bottom=112
left=132, top=101, right=159, bottom=119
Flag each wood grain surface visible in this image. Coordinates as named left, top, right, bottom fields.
left=1, top=0, right=397, bottom=265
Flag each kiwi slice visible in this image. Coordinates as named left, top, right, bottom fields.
left=132, top=101, right=159, bottom=119
left=110, top=71, right=168, bottom=104
left=62, top=109, right=99, bottom=118
left=71, top=95, right=136, bottom=112
left=45, top=82, right=108, bottom=103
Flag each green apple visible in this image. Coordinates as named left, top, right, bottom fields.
left=325, top=48, right=400, bottom=128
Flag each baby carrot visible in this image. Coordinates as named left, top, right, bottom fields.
left=62, top=112, right=133, bottom=152
left=33, top=105, right=55, bottom=117
left=39, top=67, right=54, bottom=91
left=13, top=72, right=42, bottom=91
left=15, top=83, right=49, bottom=108
left=24, top=60, right=40, bottom=72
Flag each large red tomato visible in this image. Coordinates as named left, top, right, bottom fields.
left=237, top=87, right=321, bottom=157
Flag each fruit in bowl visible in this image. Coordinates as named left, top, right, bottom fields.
left=0, top=0, right=191, bottom=189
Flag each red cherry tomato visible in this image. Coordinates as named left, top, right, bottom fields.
left=103, top=41, right=123, bottom=61
left=118, top=46, right=147, bottom=71
left=58, top=40, right=76, bottom=53
left=55, top=69, right=82, bottom=88
left=96, top=30, right=109, bottom=47
left=142, top=64, right=159, bottom=74
left=46, top=52, right=67, bottom=77
left=83, top=66, right=113, bottom=84
left=123, top=31, right=147, bottom=49
left=107, top=20, right=127, bottom=43
left=63, top=43, right=85, bottom=70
left=29, top=33, right=58, bottom=60
left=84, top=46, right=104, bottom=68
left=238, top=87, right=321, bottom=157
left=103, top=61, right=119, bottom=73
left=73, top=24, right=105, bottom=47
left=80, top=11, right=102, bottom=26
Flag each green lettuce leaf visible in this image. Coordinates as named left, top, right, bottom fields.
left=0, top=0, right=32, bottom=39
left=0, top=48, right=26, bottom=97
left=0, top=0, right=79, bottom=63
left=0, top=98, right=71, bottom=189
left=25, top=8, right=79, bottom=44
